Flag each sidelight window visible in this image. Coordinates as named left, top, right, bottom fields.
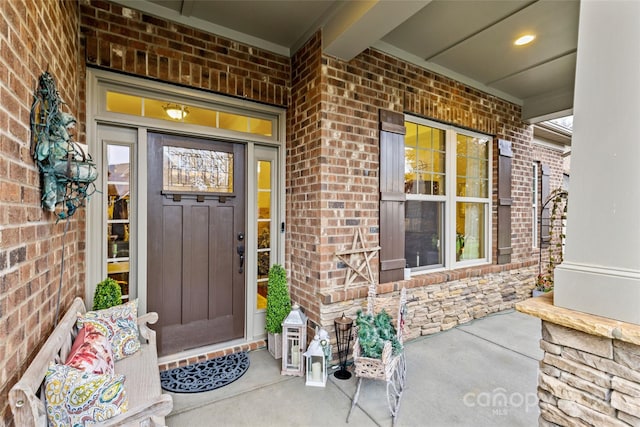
left=106, top=144, right=132, bottom=302
left=256, top=160, right=272, bottom=310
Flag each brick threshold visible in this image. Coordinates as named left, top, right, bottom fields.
left=158, top=339, right=267, bottom=372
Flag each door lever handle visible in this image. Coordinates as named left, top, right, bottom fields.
left=237, top=244, right=245, bottom=273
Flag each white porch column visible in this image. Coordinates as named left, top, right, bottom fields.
left=554, top=0, right=640, bottom=324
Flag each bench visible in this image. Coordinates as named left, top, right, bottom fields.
left=9, top=297, right=173, bottom=426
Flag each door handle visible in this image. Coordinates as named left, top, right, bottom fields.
left=237, top=244, right=245, bottom=273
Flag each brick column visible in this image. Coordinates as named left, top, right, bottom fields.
left=553, top=0, right=640, bottom=324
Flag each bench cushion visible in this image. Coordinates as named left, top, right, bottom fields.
left=44, top=364, right=128, bottom=426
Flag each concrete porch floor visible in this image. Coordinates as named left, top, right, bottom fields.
left=166, top=309, right=542, bottom=427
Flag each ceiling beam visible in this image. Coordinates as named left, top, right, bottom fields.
left=322, top=0, right=431, bottom=61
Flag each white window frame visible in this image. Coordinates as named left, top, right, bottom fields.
left=405, top=116, right=492, bottom=274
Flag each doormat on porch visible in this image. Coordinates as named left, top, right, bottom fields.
left=160, top=351, right=250, bottom=393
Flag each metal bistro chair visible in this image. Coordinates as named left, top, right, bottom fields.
left=347, top=284, right=407, bottom=425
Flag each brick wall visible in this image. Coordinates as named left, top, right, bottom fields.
left=287, top=32, right=324, bottom=323
left=314, top=47, right=558, bottom=295
left=0, top=0, right=82, bottom=425
left=305, top=42, right=564, bottom=333
left=79, top=0, right=290, bottom=107
left=539, top=321, right=640, bottom=426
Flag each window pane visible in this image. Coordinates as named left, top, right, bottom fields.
left=219, top=111, right=249, bottom=133
left=106, top=92, right=141, bottom=116
left=405, top=123, right=446, bottom=195
left=106, top=144, right=131, bottom=303
left=257, top=160, right=271, bottom=189
left=144, top=97, right=172, bottom=121
left=405, top=200, right=444, bottom=268
left=146, top=98, right=217, bottom=125
left=456, top=134, right=489, bottom=197
left=256, top=160, right=272, bottom=310
left=249, top=117, right=273, bottom=137
left=456, top=202, right=486, bottom=261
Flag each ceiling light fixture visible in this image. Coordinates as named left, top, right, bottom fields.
left=163, top=103, right=189, bottom=120
left=514, top=34, right=536, bottom=46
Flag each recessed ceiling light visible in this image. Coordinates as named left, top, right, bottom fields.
left=514, top=34, right=536, bottom=46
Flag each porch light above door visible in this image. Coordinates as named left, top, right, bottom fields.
left=163, top=103, right=189, bottom=120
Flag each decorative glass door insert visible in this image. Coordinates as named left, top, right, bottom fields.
left=162, top=146, right=233, bottom=193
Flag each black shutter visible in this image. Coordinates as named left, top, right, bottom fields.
left=497, top=139, right=513, bottom=264
left=540, top=163, right=551, bottom=246
left=379, top=110, right=406, bottom=283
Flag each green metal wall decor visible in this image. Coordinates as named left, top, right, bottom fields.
left=30, top=72, right=98, bottom=220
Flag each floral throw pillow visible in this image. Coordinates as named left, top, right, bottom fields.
left=44, top=364, right=127, bottom=426
left=77, top=300, right=140, bottom=360
left=65, top=323, right=115, bottom=375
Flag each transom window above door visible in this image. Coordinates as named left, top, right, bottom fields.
left=105, top=91, right=274, bottom=137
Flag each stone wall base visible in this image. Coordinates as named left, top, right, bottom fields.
left=319, top=264, right=537, bottom=347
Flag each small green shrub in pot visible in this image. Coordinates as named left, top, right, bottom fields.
left=265, top=264, right=291, bottom=334
left=93, top=277, right=122, bottom=310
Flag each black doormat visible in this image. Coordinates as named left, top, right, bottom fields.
left=160, top=351, right=250, bottom=393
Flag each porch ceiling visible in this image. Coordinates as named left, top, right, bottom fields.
left=117, top=0, right=579, bottom=123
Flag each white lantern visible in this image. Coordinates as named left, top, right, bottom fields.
left=281, top=303, right=307, bottom=376
left=304, top=333, right=327, bottom=387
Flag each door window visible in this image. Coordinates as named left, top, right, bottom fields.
left=162, top=146, right=234, bottom=193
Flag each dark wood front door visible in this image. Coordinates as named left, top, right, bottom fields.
left=147, top=133, right=245, bottom=356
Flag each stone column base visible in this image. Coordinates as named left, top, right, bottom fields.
left=517, top=293, right=640, bottom=426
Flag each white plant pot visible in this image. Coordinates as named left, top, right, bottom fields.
left=268, top=332, right=282, bottom=359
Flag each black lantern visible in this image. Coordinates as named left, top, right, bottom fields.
left=334, top=313, right=353, bottom=380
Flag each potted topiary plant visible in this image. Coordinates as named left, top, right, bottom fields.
left=93, top=277, right=122, bottom=310
left=265, top=264, right=291, bottom=359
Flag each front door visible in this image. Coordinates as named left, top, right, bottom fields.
left=147, top=132, right=246, bottom=356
